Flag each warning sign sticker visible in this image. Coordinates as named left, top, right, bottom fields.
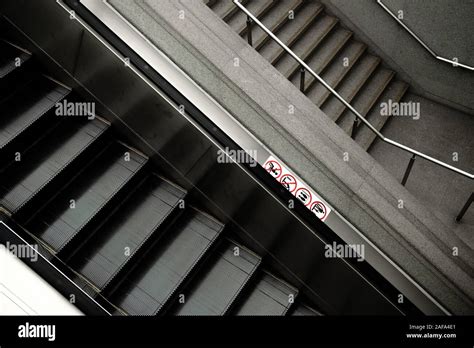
left=263, top=156, right=331, bottom=221
left=264, top=160, right=282, bottom=179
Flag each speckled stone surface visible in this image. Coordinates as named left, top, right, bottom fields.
left=320, top=0, right=474, bottom=114
left=107, top=0, right=473, bottom=313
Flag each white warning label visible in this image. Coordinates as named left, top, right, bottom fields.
left=263, top=156, right=331, bottom=221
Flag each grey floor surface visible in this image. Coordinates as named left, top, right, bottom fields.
left=369, top=92, right=474, bottom=249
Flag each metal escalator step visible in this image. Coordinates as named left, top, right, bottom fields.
left=0, top=75, right=70, bottom=150
left=305, top=40, right=366, bottom=102
left=110, top=209, right=223, bottom=315
left=227, top=0, right=274, bottom=35
left=291, top=302, right=323, bottom=316
left=273, top=15, right=338, bottom=78
left=26, top=142, right=147, bottom=252
left=250, top=0, right=304, bottom=50
left=0, top=40, right=31, bottom=79
left=258, top=2, right=324, bottom=64
left=320, top=54, right=380, bottom=122
left=337, top=67, right=394, bottom=135
left=355, top=79, right=409, bottom=150
left=173, top=239, right=261, bottom=316
left=234, top=272, right=298, bottom=316
left=69, top=174, right=186, bottom=291
left=0, top=118, right=109, bottom=213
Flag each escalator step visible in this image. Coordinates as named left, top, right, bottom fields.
left=110, top=209, right=223, bottom=315
left=291, top=302, right=323, bottom=316
left=173, top=240, right=261, bottom=316
left=69, top=174, right=186, bottom=291
left=0, top=118, right=109, bottom=213
left=0, top=40, right=31, bottom=79
left=26, top=142, right=147, bottom=252
left=0, top=75, right=69, bottom=150
left=234, top=272, right=298, bottom=316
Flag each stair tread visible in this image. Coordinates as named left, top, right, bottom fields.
left=337, top=67, right=394, bottom=135
left=226, top=0, right=274, bottom=34
left=258, top=2, right=323, bottom=64
left=111, top=209, right=224, bottom=315
left=320, top=54, right=380, bottom=121
left=250, top=0, right=304, bottom=49
left=0, top=40, right=31, bottom=79
left=173, top=240, right=261, bottom=315
left=0, top=75, right=69, bottom=150
left=211, top=0, right=247, bottom=21
left=235, top=272, right=297, bottom=316
left=289, top=27, right=352, bottom=86
left=70, top=174, right=186, bottom=291
left=355, top=80, right=409, bottom=150
left=0, top=118, right=109, bottom=213
left=305, top=40, right=366, bottom=103
left=27, top=142, right=147, bottom=252
left=273, top=15, right=339, bottom=78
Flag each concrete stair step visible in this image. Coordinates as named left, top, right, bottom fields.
left=226, top=0, right=275, bottom=35
left=305, top=40, right=366, bottom=103
left=273, top=14, right=338, bottom=78
left=250, top=0, right=305, bottom=50
left=209, top=0, right=249, bottom=21
left=320, top=54, right=380, bottom=121
left=355, top=79, right=409, bottom=150
left=258, top=1, right=324, bottom=64
left=288, top=27, right=352, bottom=86
left=337, top=66, right=394, bottom=135
left=204, top=0, right=218, bottom=7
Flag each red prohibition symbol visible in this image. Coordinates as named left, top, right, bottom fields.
left=295, top=187, right=312, bottom=206
left=310, top=201, right=327, bottom=220
left=264, top=160, right=282, bottom=179
left=280, top=173, right=297, bottom=193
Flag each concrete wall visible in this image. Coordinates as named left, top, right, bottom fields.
left=320, top=0, right=474, bottom=115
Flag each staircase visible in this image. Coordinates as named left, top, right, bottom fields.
left=206, top=0, right=409, bottom=151
left=0, top=38, right=323, bottom=316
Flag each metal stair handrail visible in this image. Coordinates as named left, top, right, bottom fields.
left=377, top=0, right=474, bottom=71
left=232, top=0, right=473, bottom=182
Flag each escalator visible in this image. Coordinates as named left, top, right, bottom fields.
left=0, top=39, right=323, bottom=316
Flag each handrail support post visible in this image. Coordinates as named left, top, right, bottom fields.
left=455, top=193, right=473, bottom=223
left=246, top=15, right=253, bottom=46
left=401, top=154, right=416, bottom=186
left=351, top=117, right=358, bottom=139
left=300, top=67, right=305, bottom=92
